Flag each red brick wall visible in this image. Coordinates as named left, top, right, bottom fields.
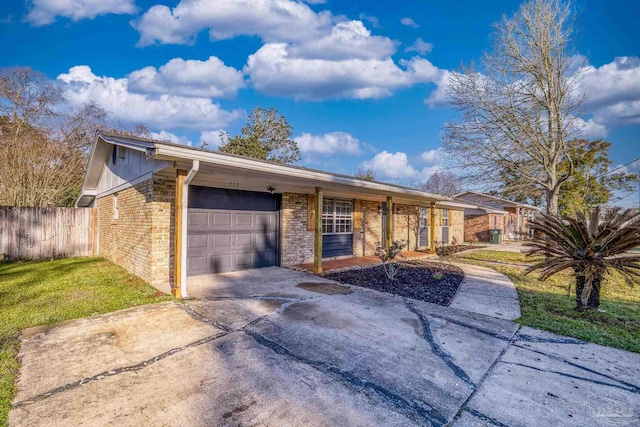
left=464, top=214, right=491, bottom=242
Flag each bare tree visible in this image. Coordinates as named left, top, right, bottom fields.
left=419, top=171, right=460, bottom=196
left=0, top=67, right=135, bottom=207
left=355, top=168, right=376, bottom=181
left=0, top=67, right=64, bottom=141
left=442, top=0, right=586, bottom=214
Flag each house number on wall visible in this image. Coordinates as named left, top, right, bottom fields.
left=228, top=182, right=240, bottom=188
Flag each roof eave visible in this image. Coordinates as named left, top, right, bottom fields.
left=153, top=143, right=452, bottom=202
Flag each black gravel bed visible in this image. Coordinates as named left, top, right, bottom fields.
left=323, top=262, right=465, bottom=306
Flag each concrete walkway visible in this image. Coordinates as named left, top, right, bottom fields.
left=9, top=268, right=640, bottom=427
left=449, top=263, right=521, bottom=320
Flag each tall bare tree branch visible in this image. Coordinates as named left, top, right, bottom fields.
left=442, top=0, right=586, bottom=214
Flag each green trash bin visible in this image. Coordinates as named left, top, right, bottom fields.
left=489, top=229, right=502, bottom=244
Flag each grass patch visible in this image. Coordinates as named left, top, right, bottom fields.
left=457, top=249, right=544, bottom=264
left=0, top=257, right=171, bottom=427
left=452, top=252, right=640, bottom=353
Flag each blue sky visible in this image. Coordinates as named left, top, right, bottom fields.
left=1, top=0, right=639, bottom=205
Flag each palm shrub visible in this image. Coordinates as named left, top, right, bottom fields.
left=525, top=207, right=640, bottom=311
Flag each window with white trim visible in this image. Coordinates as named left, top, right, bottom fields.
left=441, top=208, right=449, bottom=226
left=322, top=199, right=353, bottom=234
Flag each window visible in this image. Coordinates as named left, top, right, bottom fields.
left=441, top=209, right=449, bottom=226
left=419, top=207, right=428, bottom=227
left=493, top=215, right=498, bottom=228
left=113, top=193, right=119, bottom=220
left=322, top=199, right=353, bottom=234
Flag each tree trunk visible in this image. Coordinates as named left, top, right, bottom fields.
left=546, top=188, right=560, bottom=215
left=587, top=275, right=601, bottom=309
left=575, top=274, right=587, bottom=310
left=574, top=272, right=602, bottom=310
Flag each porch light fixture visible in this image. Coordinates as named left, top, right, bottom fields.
left=267, top=186, right=276, bottom=194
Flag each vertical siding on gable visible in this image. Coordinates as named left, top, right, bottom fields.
left=96, top=147, right=170, bottom=196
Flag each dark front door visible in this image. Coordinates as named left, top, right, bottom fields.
left=186, top=187, right=279, bottom=275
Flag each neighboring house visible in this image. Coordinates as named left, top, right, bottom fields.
left=76, top=132, right=472, bottom=297
left=454, top=191, right=539, bottom=242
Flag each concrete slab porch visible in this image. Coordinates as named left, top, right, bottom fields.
left=294, top=251, right=433, bottom=272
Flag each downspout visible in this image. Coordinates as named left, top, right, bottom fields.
left=180, top=160, right=200, bottom=298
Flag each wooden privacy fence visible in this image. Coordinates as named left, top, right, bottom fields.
left=0, top=207, right=98, bottom=261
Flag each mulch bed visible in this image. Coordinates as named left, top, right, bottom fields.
left=322, top=262, right=465, bottom=306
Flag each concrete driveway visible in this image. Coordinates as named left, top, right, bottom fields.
left=10, top=267, right=640, bottom=426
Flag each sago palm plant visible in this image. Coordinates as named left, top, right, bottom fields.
left=525, top=207, right=640, bottom=311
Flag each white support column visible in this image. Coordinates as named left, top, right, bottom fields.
left=515, top=207, right=521, bottom=240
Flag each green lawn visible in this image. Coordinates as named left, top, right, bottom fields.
left=454, top=250, right=640, bottom=353
left=457, top=249, right=544, bottom=264
left=0, top=258, right=171, bottom=427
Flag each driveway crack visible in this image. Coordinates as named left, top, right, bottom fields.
left=513, top=344, right=640, bottom=393
left=449, top=324, right=522, bottom=426
left=404, top=300, right=475, bottom=388
left=243, top=328, right=447, bottom=426
left=11, top=330, right=232, bottom=409
left=500, top=361, right=640, bottom=394
left=462, top=408, right=513, bottom=427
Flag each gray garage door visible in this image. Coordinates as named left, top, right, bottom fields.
left=187, top=187, right=279, bottom=275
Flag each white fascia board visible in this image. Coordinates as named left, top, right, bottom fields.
left=434, top=200, right=478, bottom=210
left=97, top=132, right=152, bottom=153
left=456, top=191, right=539, bottom=210
left=153, top=144, right=452, bottom=202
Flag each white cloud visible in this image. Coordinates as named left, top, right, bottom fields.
left=246, top=44, right=441, bottom=100
left=572, top=117, right=608, bottom=139
left=418, top=164, right=445, bottom=179
left=425, top=70, right=454, bottom=108
left=295, top=132, right=363, bottom=155
left=400, top=17, right=419, bottom=28
left=581, top=57, right=640, bottom=129
left=150, top=130, right=193, bottom=145
left=133, top=0, right=333, bottom=46
left=199, top=130, right=225, bottom=149
left=405, top=38, right=433, bottom=55
left=128, top=56, right=245, bottom=98
left=57, top=66, right=243, bottom=130
left=361, top=151, right=418, bottom=179
left=26, top=0, right=136, bottom=26
left=420, top=149, right=442, bottom=163
left=288, top=20, right=396, bottom=61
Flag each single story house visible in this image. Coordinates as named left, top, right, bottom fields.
left=76, top=131, right=473, bottom=297
left=453, top=191, right=539, bottom=242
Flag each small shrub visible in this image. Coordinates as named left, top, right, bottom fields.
left=374, top=240, right=406, bottom=281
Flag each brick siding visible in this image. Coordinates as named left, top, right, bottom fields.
left=281, top=193, right=314, bottom=265
left=97, top=180, right=153, bottom=285
left=464, top=214, right=491, bottom=242
left=97, top=177, right=174, bottom=294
